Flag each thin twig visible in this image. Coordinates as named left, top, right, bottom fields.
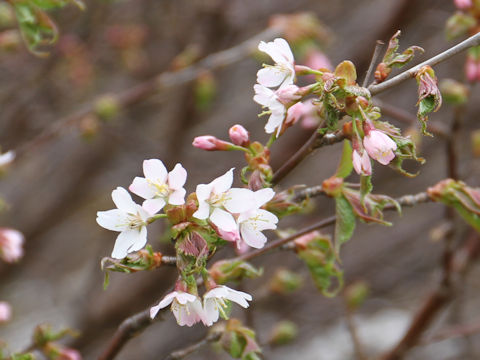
left=419, top=318, right=480, bottom=346
left=345, top=306, right=367, bottom=360
left=362, top=40, right=384, bottom=87
left=14, top=27, right=282, bottom=162
left=368, top=32, right=480, bottom=95
left=164, top=332, right=222, bottom=360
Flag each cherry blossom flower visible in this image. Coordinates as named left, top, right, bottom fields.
left=0, top=301, right=11, bottom=323
left=193, top=169, right=255, bottom=233
left=192, top=136, right=233, bottom=151
left=305, top=50, right=333, bottom=71
left=352, top=149, right=372, bottom=176
left=203, top=285, right=252, bottom=326
left=253, top=84, right=286, bottom=135
left=150, top=291, right=205, bottom=327
left=0, top=228, right=24, bottom=263
left=96, top=187, right=150, bottom=259
left=257, top=38, right=295, bottom=88
left=129, top=159, right=187, bottom=215
left=454, top=0, right=472, bottom=10
left=236, top=188, right=278, bottom=249
left=363, top=130, right=397, bottom=165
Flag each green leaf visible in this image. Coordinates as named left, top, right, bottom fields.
left=335, top=140, right=353, bottom=178
left=11, top=354, right=35, bottom=360
left=360, top=175, right=372, bottom=202
left=417, top=96, right=435, bottom=136
left=334, top=195, right=356, bottom=254
left=334, top=60, right=357, bottom=85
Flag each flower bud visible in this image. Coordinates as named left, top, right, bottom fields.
left=352, top=149, right=372, bottom=176
left=56, top=347, right=82, bottom=360
left=322, top=176, right=344, bottom=197
left=275, top=85, right=301, bottom=104
left=0, top=301, right=12, bottom=323
left=0, top=228, right=24, bottom=263
left=209, top=259, right=262, bottom=284
left=269, top=321, right=298, bottom=346
left=228, top=125, right=250, bottom=147
left=363, top=129, right=397, bottom=165
left=94, top=94, right=120, bottom=121
left=305, top=49, right=332, bottom=71
left=192, top=135, right=233, bottom=151
left=285, top=102, right=305, bottom=126
left=465, top=54, right=478, bottom=82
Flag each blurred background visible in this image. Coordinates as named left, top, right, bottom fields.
left=1, top=0, right=480, bottom=359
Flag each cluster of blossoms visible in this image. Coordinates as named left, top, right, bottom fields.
left=97, top=159, right=278, bottom=326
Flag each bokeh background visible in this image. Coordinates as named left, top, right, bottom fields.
left=1, top=0, right=480, bottom=359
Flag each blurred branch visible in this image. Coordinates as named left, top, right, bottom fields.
left=163, top=331, right=222, bottom=360
left=14, top=26, right=282, bottom=163
left=379, top=231, right=480, bottom=360
left=419, top=318, right=480, bottom=345
left=362, top=40, right=384, bottom=87
left=368, top=32, right=480, bottom=95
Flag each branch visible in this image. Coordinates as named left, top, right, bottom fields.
left=164, top=331, right=222, bottom=360
left=368, top=32, right=480, bottom=95
left=14, top=27, right=282, bottom=163
left=419, top=318, right=480, bottom=345
left=362, top=40, right=384, bottom=87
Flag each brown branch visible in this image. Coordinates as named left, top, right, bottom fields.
left=362, top=40, right=384, bottom=87
left=14, top=27, right=282, bottom=163
left=419, top=318, right=480, bottom=345
left=164, top=331, right=222, bottom=360
left=368, top=32, right=480, bottom=95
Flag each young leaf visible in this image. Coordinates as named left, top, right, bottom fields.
left=334, top=195, right=356, bottom=254
left=335, top=140, right=353, bottom=178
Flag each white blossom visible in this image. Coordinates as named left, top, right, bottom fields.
left=129, top=159, right=187, bottom=215
left=203, top=285, right=252, bottom=326
left=257, top=38, right=295, bottom=88
left=150, top=291, right=205, bottom=327
left=96, top=187, right=150, bottom=259
left=253, top=84, right=286, bottom=136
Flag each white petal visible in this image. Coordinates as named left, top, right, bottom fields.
left=168, top=188, right=186, bottom=205
left=150, top=292, right=176, bottom=318
left=211, top=168, right=234, bottom=194
left=143, top=159, right=168, bottom=183
left=96, top=209, right=128, bottom=232
left=150, top=304, right=163, bottom=319
left=224, top=188, right=256, bottom=213
left=112, top=187, right=137, bottom=213
left=252, top=209, right=278, bottom=230
left=129, top=177, right=156, bottom=200
left=210, top=208, right=237, bottom=232
left=175, top=292, right=197, bottom=305
left=253, top=84, right=276, bottom=106
left=265, top=110, right=285, bottom=135
left=195, top=183, right=212, bottom=202
left=221, top=286, right=252, bottom=308
left=253, top=188, right=275, bottom=207
left=240, top=224, right=267, bottom=249
left=272, top=38, right=294, bottom=64
left=128, top=226, right=147, bottom=252
left=203, top=298, right=219, bottom=326
left=142, top=198, right=166, bottom=215
left=193, top=201, right=210, bottom=220
left=111, top=230, right=138, bottom=259
left=168, top=163, right=187, bottom=190
left=257, top=67, right=286, bottom=88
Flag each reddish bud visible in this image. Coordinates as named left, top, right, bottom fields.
left=275, top=85, right=301, bottom=104
left=322, top=176, right=344, bottom=197
left=228, top=125, right=250, bottom=146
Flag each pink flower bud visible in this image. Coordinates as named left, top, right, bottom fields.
left=0, top=228, right=24, bottom=263
left=275, top=85, right=301, bottom=104
left=216, top=227, right=241, bottom=243
left=305, top=50, right=332, bottom=71
left=192, top=135, right=232, bottom=151
left=465, top=55, right=478, bottom=82
left=285, top=102, right=305, bottom=126
left=228, top=125, right=250, bottom=146
left=363, top=130, right=397, bottom=165
left=454, top=0, right=472, bottom=9
left=352, top=150, right=372, bottom=176
left=0, top=301, right=11, bottom=323
left=57, top=348, right=82, bottom=360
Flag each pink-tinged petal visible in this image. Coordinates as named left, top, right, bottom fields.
left=142, top=198, right=166, bottom=215
left=128, top=226, right=147, bottom=252
left=253, top=188, right=275, bottom=207
left=211, top=168, right=234, bottom=194
left=129, top=177, right=156, bottom=200
left=253, top=209, right=278, bottom=230
left=272, top=38, right=294, bottom=64
left=193, top=201, right=210, bottom=220
left=257, top=67, right=286, bottom=88
left=216, top=227, right=240, bottom=242
left=224, top=188, right=256, bottom=213
left=96, top=209, right=128, bottom=232
left=175, top=292, right=197, bottom=305
left=352, top=150, right=371, bottom=176
left=143, top=159, right=168, bottom=182
left=168, top=163, right=187, bottom=189
left=168, top=188, right=186, bottom=205
left=210, top=208, right=237, bottom=232
left=241, top=224, right=267, bottom=249
left=112, top=187, right=137, bottom=213
left=220, top=286, right=252, bottom=308
left=195, top=183, right=212, bottom=202
left=0, top=302, right=12, bottom=323
left=376, top=150, right=395, bottom=165
left=265, top=110, right=285, bottom=135
left=253, top=84, right=276, bottom=106
left=150, top=292, right=177, bottom=319
left=173, top=298, right=204, bottom=326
